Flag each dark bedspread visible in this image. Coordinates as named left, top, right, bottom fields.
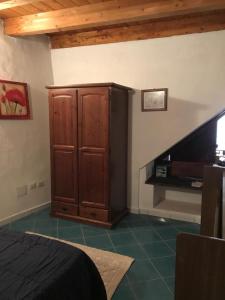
left=0, top=229, right=107, bottom=300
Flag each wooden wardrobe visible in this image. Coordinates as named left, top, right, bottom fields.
left=47, top=83, right=131, bottom=228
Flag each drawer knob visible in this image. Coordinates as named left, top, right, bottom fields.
left=62, top=207, right=68, bottom=211
left=90, top=212, right=96, bottom=217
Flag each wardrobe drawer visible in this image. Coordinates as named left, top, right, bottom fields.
left=79, top=206, right=108, bottom=222
left=52, top=201, right=78, bottom=216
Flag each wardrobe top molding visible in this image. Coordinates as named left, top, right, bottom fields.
left=46, top=82, right=132, bottom=91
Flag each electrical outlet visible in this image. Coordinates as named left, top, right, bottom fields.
left=30, top=182, right=37, bottom=190
left=38, top=181, right=45, bottom=188
left=17, top=185, right=28, bottom=197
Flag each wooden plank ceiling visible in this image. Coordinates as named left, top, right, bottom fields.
left=1, top=0, right=225, bottom=48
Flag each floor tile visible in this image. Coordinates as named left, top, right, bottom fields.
left=111, top=222, right=130, bottom=233
left=170, top=219, right=192, bottom=226
left=67, top=237, right=86, bottom=245
left=85, top=234, right=113, bottom=250
left=118, top=275, right=130, bottom=287
left=127, top=260, right=159, bottom=283
left=151, top=256, right=176, bottom=278
left=133, top=229, right=161, bottom=244
left=127, top=221, right=150, bottom=231
left=82, top=225, right=107, bottom=237
left=112, top=285, right=136, bottom=300
left=143, top=241, right=174, bottom=258
left=115, top=244, right=148, bottom=260
left=58, top=226, right=83, bottom=240
left=124, top=213, right=149, bottom=223
left=10, top=219, right=35, bottom=232
left=164, top=277, right=175, bottom=294
left=35, top=218, right=58, bottom=229
left=150, top=217, right=174, bottom=228
left=33, top=227, right=58, bottom=237
left=175, top=224, right=200, bottom=234
left=165, top=240, right=176, bottom=252
left=155, top=227, right=179, bottom=240
left=34, top=209, right=51, bottom=220
left=58, top=219, right=81, bottom=228
left=110, top=232, right=136, bottom=247
left=18, top=214, right=36, bottom=223
left=125, top=214, right=151, bottom=229
left=133, top=279, right=173, bottom=300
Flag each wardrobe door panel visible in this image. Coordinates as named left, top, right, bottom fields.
left=49, top=89, right=78, bottom=207
left=54, top=150, right=75, bottom=202
left=52, top=95, right=75, bottom=146
left=78, top=88, right=108, bottom=149
left=78, top=87, right=109, bottom=210
left=79, top=150, right=108, bottom=209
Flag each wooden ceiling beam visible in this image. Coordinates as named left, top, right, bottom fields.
left=0, top=0, right=40, bottom=11
left=49, top=10, right=225, bottom=49
left=4, top=0, right=225, bottom=36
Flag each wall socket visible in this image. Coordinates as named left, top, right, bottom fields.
left=30, top=182, right=37, bottom=190
left=38, top=181, right=45, bottom=188
left=17, top=185, right=28, bottom=198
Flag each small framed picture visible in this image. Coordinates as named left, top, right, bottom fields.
left=0, top=79, right=30, bottom=119
left=141, top=88, right=168, bottom=111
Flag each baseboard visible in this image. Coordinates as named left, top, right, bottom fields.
left=128, top=207, right=200, bottom=224
left=138, top=208, right=150, bottom=215
left=139, top=208, right=201, bottom=224
left=128, top=207, right=140, bottom=214
left=0, top=202, right=51, bottom=226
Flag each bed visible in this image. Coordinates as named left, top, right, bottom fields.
left=0, top=228, right=107, bottom=300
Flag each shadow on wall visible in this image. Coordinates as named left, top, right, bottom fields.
left=139, top=95, right=208, bottom=184
left=138, top=96, right=209, bottom=168
left=124, top=89, right=210, bottom=209
left=166, top=97, right=208, bottom=140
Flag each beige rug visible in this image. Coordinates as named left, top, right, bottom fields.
left=26, top=232, right=134, bottom=300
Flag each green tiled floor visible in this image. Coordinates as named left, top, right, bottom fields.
left=2, top=209, right=200, bottom=300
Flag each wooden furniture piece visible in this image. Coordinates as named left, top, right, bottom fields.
left=47, top=83, right=131, bottom=228
left=201, top=165, right=225, bottom=238
left=175, top=167, right=225, bottom=299
left=175, top=233, right=225, bottom=300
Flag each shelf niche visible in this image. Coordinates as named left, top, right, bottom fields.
left=152, top=185, right=202, bottom=223
left=145, top=108, right=225, bottom=223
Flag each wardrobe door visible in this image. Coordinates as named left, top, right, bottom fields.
left=78, top=87, right=109, bottom=209
left=49, top=89, right=78, bottom=210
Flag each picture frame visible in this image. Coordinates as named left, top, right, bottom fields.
left=0, top=79, right=30, bottom=120
left=141, top=88, right=168, bottom=112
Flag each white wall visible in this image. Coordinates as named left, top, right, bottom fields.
left=0, top=21, right=53, bottom=222
left=51, top=31, right=225, bottom=211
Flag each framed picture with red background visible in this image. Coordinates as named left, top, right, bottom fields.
left=0, top=79, right=30, bottom=120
